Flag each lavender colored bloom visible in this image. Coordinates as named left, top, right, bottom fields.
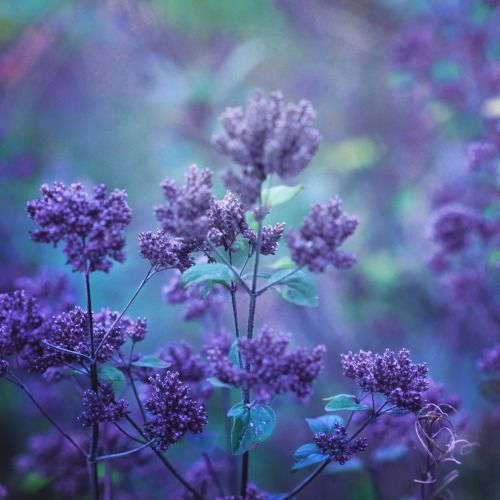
left=33, top=307, right=127, bottom=372
left=341, top=348, right=429, bottom=412
left=143, top=372, right=208, bottom=451
left=260, top=222, right=286, bottom=256
left=0, top=290, right=46, bottom=364
left=207, top=191, right=255, bottom=250
left=478, top=343, right=500, bottom=373
left=425, top=379, right=461, bottom=414
left=0, top=359, right=8, bottom=378
left=314, top=423, right=368, bottom=465
left=392, top=24, right=434, bottom=71
left=123, top=316, right=147, bottom=343
left=77, top=381, right=130, bottom=426
left=207, top=326, right=325, bottom=403
left=16, top=431, right=89, bottom=497
left=26, top=182, right=132, bottom=273
left=285, top=196, right=359, bottom=273
left=154, top=165, right=213, bottom=240
left=430, top=203, right=482, bottom=254
left=443, top=271, right=480, bottom=304
left=139, top=229, right=195, bottom=272
left=467, top=141, right=498, bottom=170
left=213, top=90, right=321, bottom=204
left=163, top=274, right=226, bottom=322
left=15, top=268, right=75, bottom=315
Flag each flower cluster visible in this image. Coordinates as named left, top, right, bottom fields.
left=314, top=423, right=368, bottom=465
left=138, top=229, right=195, bottom=272
left=26, top=182, right=132, bottom=273
left=154, top=165, right=213, bottom=240
left=206, top=326, right=325, bottom=403
left=0, top=290, right=46, bottom=367
left=285, top=196, right=359, bottom=273
left=477, top=343, right=500, bottom=373
left=341, top=348, right=429, bottom=412
left=143, top=372, right=208, bottom=451
left=77, top=381, right=130, bottom=426
left=213, top=90, right=321, bottom=204
left=32, top=307, right=128, bottom=372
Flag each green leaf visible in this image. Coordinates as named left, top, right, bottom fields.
left=228, top=403, right=276, bottom=455
left=131, top=355, right=171, bottom=369
left=268, top=256, right=296, bottom=269
left=385, top=407, right=410, bottom=417
left=22, top=471, right=52, bottom=494
left=372, top=444, right=408, bottom=463
left=98, top=366, right=126, bottom=382
left=324, top=394, right=370, bottom=412
left=228, top=341, right=244, bottom=368
left=267, top=269, right=319, bottom=307
left=291, top=443, right=328, bottom=472
left=262, top=184, right=304, bottom=208
left=306, top=415, right=344, bottom=434
left=245, top=212, right=258, bottom=232
left=200, top=280, right=230, bottom=299
left=181, top=264, right=239, bottom=288
left=206, top=377, right=233, bottom=388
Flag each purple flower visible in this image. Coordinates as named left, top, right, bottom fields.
left=314, top=423, right=368, bottom=465
left=285, top=196, right=359, bottom=273
left=206, top=326, right=325, bottom=403
left=26, top=182, right=132, bottom=273
left=143, top=372, right=208, bottom=451
left=260, top=222, right=286, bottom=256
left=213, top=90, right=321, bottom=204
left=478, top=343, right=500, bottom=373
left=0, top=359, right=8, bottom=378
left=77, top=381, right=130, bottom=426
left=138, top=229, right=194, bottom=272
left=216, top=483, right=267, bottom=500
left=467, top=141, right=498, bottom=171
left=154, top=165, right=213, bottom=240
left=341, top=348, right=429, bottom=412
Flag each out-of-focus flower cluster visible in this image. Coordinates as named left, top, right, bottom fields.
left=213, top=90, right=321, bottom=205
left=478, top=343, right=500, bottom=373
left=206, top=326, right=325, bottom=403
left=215, top=484, right=267, bottom=500
left=285, top=196, right=359, bottom=273
left=314, top=423, right=367, bottom=465
left=26, top=182, right=132, bottom=273
left=341, top=348, right=429, bottom=412
left=143, top=372, right=208, bottom=451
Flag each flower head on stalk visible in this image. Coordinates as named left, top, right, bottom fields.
left=213, top=90, right=321, bottom=204
left=26, top=182, right=132, bottom=273
left=314, top=423, right=368, bottom=465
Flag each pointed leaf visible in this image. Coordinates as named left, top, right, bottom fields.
left=291, top=443, right=328, bottom=472
left=306, top=415, right=344, bottom=434
left=324, top=394, right=370, bottom=412
left=98, top=366, right=125, bottom=382
left=263, top=184, right=304, bottom=208
left=200, top=280, right=230, bottom=299
left=269, top=256, right=296, bottom=270
left=131, top=356, right=171, bottom=369
left=206, top=377, right=233, bottom=388
left=181, top=264, right=239, bottom=288
left=228, top=403, right=276, bottom=455
left=267, top=269, right=319, bottom=307
left=228, top=341, right=244, bottom=369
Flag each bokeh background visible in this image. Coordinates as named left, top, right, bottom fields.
left=1, top=0, right=500, bottom=499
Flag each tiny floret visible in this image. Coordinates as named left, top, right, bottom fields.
left=314, top=423, right=368, bottom=465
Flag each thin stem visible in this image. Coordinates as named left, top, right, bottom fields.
left=85, top=271, right=100, bottom=500
left=206, top=239, right=251, bottom=294
left=42, top=340, right=91, bottom=361
left=96, top=440, right=154, bottom=461
left=113, top=422, right=146, bottom=444
left=117, top=348, right=147, bottom=422
left=124, top=415, right=205, bottom=500
left=229, top=252, right=244, bottom=370
left=240, top=452, right=249, bottom=498
left=221, top=388, right=237, bottom=495
left=96, top=266, right=154, bottom=354
left=7, top=372, right=87, bottom=457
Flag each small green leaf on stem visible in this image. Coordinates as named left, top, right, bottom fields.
left=306, top=415, right=344, bottom=434
left=206, top=377, right=233, bottom=388
left=227, top=403, right=276, bottom=455
left=267, top=269, right=319, bottom=307
left=324, top=394, right=370, bottom=412
left=262, top=184, right=304, bottom=208
left=181, top=264, right=239, bottom=288
left=291, top=443, right=328, bottom=472
left=131, top=356, right=171, bottom=369
left=98, top=366, right=126, bottom=382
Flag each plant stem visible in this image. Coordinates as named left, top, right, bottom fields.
left=96, top=440, right=154, bottom=461
left=256, top=265, right=303, bottom=295
left=96, top=267, right=154, bottom=354
left=85, top=270, right=100, bottom=500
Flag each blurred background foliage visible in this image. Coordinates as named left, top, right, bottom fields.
left=1, top=0, right=499, bottom=499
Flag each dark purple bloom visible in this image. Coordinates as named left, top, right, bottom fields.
left=154, top=165, right=213, bottom=240
left=207, top=191, right=255, bottom=250
left=214, top=90, right=321, bottom=204
left=16, top=431, right=89, bottom=497
left=77, top=381, right=130, bottom=426
left=285, top=196, right=359, bottom=273
left=0, top=359, right=8, bottom=378
left=138, top=228, right=194, bottom=272
left=260, top=222, right=286, bottom=256
left=26, top=182, right=132, bottom=273
left=430, top=203, right=482, bottom=254
left=314, top=423, right=367, bottom=465
left=0, top=290, right=46, bottom=365
left=143, top=372, right=208, bottom=451
left=207, top=326, right=325, bottom=403
left=341, top=348, right=429, bottom=412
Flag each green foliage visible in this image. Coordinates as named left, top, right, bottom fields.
left=262, top=184, right=304, bottom=208
left=291, top=443, right=328, bottom=472
left=227, top=403, right=276, bottom=455
left=306, top=415, right=344, bottom=434
left=266, top=269, right=319, bottom=307
left=130, top=355, right=171, bottom=369
left=98, top=365, right=126, bottom=382
left=324, top=394, right=370, bottom=412
left=181, top=263, right=239, bottom=287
